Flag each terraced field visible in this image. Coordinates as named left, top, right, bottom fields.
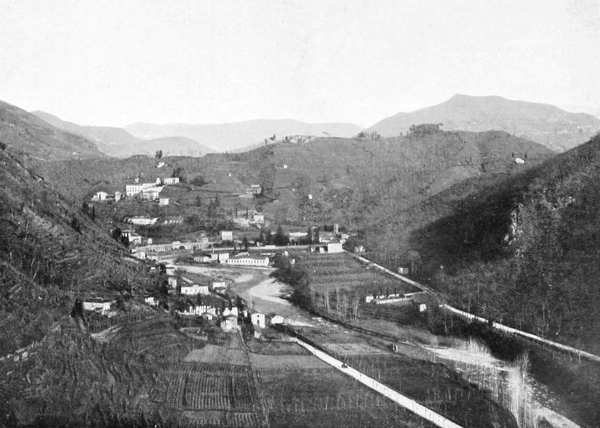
left=291, top=252, right=420, bottom=320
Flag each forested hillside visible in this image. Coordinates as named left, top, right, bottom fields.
left=0, top=146, right=175, bottom=425
left=366, top=134, right=600, bottom=353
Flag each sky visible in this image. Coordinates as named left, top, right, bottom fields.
left=1, top=0, right=599, bottom=127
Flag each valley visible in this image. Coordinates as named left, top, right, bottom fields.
left=1, top=97, right=599, bottom=428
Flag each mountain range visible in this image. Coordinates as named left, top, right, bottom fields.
left=369, top=94, right=600, bottom=152
left=124, top=119, right=362, bottom=152
left=33, top=111, right=213, bottom=158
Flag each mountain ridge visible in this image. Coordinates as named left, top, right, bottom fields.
left=0, top=100, right=104, bottom=161
left=33, top=110, right=214, bottom=157
left=369, top=94, right=600, bottom=152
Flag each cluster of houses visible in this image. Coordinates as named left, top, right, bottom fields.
left=91, top=176, right=180, bottom=204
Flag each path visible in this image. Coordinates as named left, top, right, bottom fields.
left=291, top=337, right=463, bottom=428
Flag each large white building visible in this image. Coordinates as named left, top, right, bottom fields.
left=226, top=253, right=270, bottom=267
left=163, top=177, right=180, bottom=185
left=180, top=284, right=210, bottom=295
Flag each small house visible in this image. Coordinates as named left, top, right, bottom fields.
left=82, top=299, right=114, bottom=315
left=327, top=241, right=343, bottom=253
left=220, top=230, right=233, bottom=242
left=251, top=313, right=266, bottom=329
left=159, top=197, right=169, bottom=206
left=145, top=296, right=159, bottom=307
left=211, top=280, right=228, bottom=291
left=220, top=315, right=239, bottom=332
left=167, top=276, right=178, bottom=288
left=91, top=191, right=109, bottom=201
left=269, top=314, right=284, bottom=325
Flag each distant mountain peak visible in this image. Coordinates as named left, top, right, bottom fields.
left=369, top=95, right=600, bottom=152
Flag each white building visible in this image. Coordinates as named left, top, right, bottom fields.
left=226, top=254, right=270, bottom=267
left=222, top=307, right=239, bottom=317
left=180, top=284, right=210, bottom=296
left=270, top=315, right=284, bottom=325
left=211, top=280, right=228, bottom=291
left=140, top=186, right=163, bottom=201
left=220, top=230, right=233, bottom=241
left=251, top=312, right=266, bottom=329
left=167, top=276, right=178, bottom=288
left=145, top=296, right=159, bottom=307
left=177, top=304, right=217, bottom=317
left=252, top=213, right=265, bottom=224
left=327, top=242, right=343, bottom=253
left=221, top=315, right=239, bottom=332
left=114, top=191, right=122, bottom=202
left=128, top=216, right=159, bottom=226
left=91, top=191, right=109, bottom=201
left=82, top=299, right=114, bottom=315
left=247, top=184, right=262, bottom=195
left=163, top=177, right=180, bottom=185
left=159, top=197, right=169, bottom=206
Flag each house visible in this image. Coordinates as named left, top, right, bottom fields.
left=211, top=280, right=228, bottom=291
left=327, top=241, right=344, bottom=253
left=220, top=315, right=239, bottom=332
left=251, top=312, right=266, bottom=329
left=226, top=253, right=270, bottom=267
left=289, top=231, right=308, bottom=243
left=269, top=314, right=284, bottom=325
left=140, top=186, right=163, bottom=201
left=214, top=252, right=229, bottom=263
left=194, top=253, right=212, bottom=263
left=82, top=299, right=114, bottom=315
left=162, top=216, right=184, bottom=225
left=91, top=191, right=109, bottom=201
left=222, top=306, right=239, bottom=317
left=253, top=213, right=265, bottom=224
left=247, top=184, right=262, bottom=195
left=180, top=284, right=210, bottom=296
left=220, top=230, right=233, bottom=241
left=145, top=296, right=159, bottom=307
left=128, top=216, right=159, bottom=226
left=114, top=191, right=122, bottom=202
left=177, top=304, right=218, bottom=317
left=167, top=276, right=178, bottom=288
left=397, top=266, right=409, bottom=275
left=125, top=184, right=146, bottom=196
left=163, top=177, right=180, bottom=185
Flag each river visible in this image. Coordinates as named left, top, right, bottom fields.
left=425, top=337, right=580, bottom=428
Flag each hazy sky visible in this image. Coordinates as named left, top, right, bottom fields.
left=1, top=0, right=599, bottom=127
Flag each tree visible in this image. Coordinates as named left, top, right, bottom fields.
left=242, top=236, right=249, bottom=251
left=111, top=227, right=122, bottom=242
left=70, top=215, right=81, bottom=233
left=191, top=175, right=207, bottom=187
left=273, top=225, right=289, bottom=246
left=155, top=150, right=163, bottom=160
